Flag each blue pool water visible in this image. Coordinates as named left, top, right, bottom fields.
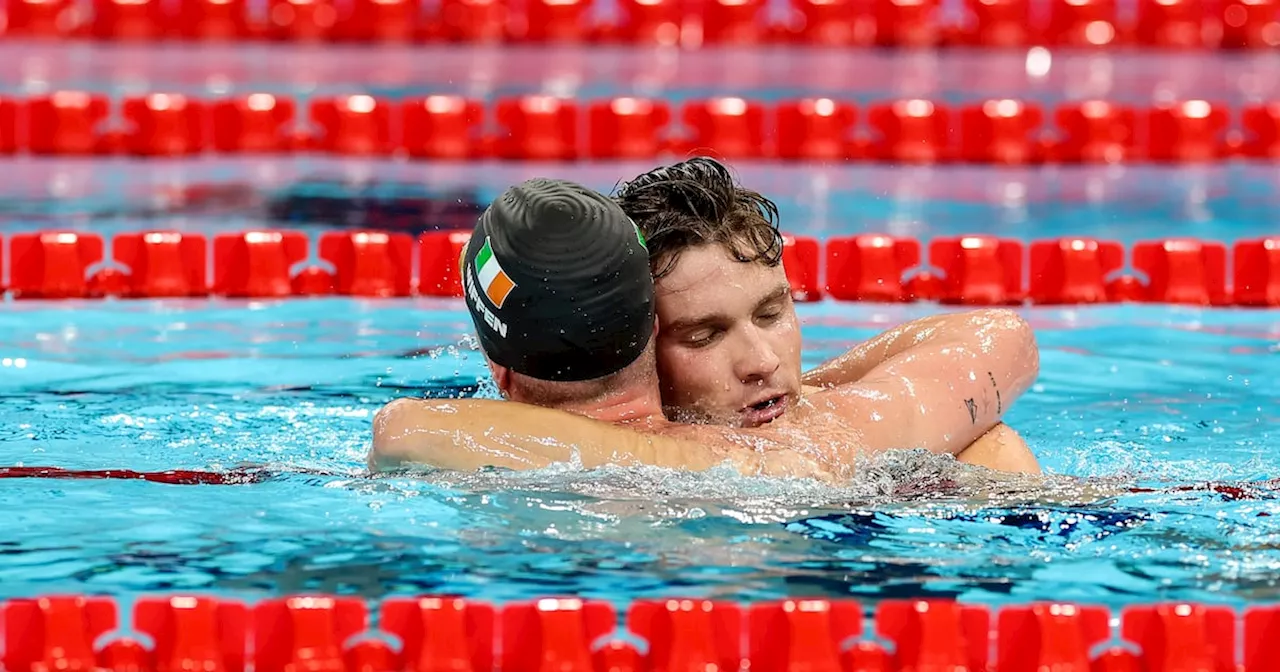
left=0, top=296, right=1277, bottom=607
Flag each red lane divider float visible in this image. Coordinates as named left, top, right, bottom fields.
left=997, top=603, right=1110, bottom=670
left=2, top=230, right=1278, bottom=306
left=826, top=234, right=922, bottom=302
left=1050, top=101, right=1137, bottom=163
left=255, top=597, right=367, bottom=672
left=1029, top=237, right=1125, bottom=304
left=747, top=599, right=861, bottom=672
left=782, top=234, right=823, bottom=302
left=10, top=0, right=1280, bottom=49
left=212, top=93, right=297, bottom=153
left=495, top=96, right=579, bottom=161
left=403, top=96, right=484, bottom=160
left=929, top=235, right=1025, bottom=305
left=588, top=97, right=671, bottom=160
left=506, top=599, right=615, bottom=672
left=1, top=595, right=1279, bottom=672
left=382, top=598, right=494, bottom=672
left=213, top=230, right=311, bottom=298
left=1129, top=239, right=1230, bottom=305
left=959, top=99, right=1044, bottom=165
left=318, top=230, right=414, bottom=297
left=1234, top=238, right=1280, bottom=306
left=0, top=98, right=16, bottom=155
left=310, top=95, right=395, bottom=156
left=417, top=230, right=471, bottom=297
left=135, top=597, right=248, bottom=672
left=7, top=94, right=1280, bottom=163
left=106, top=231, right=208, bottom=298
left=9, top=231, right=105, bottom=300
left=26, top=92, right=111, bottom=155
left=877, top=600, right=990, bottom=669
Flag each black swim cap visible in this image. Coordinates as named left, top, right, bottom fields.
left=461, top=178, right=654, bottom=382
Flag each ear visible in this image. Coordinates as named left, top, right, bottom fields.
left=488, top=360, right=513, bottom=399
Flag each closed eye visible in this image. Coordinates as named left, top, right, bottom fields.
left=684, top=327, right=723, bottom=347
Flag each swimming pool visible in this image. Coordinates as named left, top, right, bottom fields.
left=2, top=156, right=1277, bottom=612
left=2, top=295, right=1278, bottom=608
left=1, top=41, right=1279, bottom=668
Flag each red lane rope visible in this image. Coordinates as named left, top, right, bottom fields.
left=0, top=465, right=272, bottom=484
left=0, top=92, right=1278, bottom=162
left=6, top=229, right=1279, bottom=306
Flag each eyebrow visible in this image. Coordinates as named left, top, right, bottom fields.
left=664, top=282, right=792, bottom=333
left=759, top=282, right=793, bottom=305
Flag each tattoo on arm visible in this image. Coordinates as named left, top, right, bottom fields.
left=965, top=398, right=977, bottom=424
left=988, top=371, right=1002, bottom=414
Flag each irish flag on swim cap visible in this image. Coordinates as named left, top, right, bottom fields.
left=474, top=236, right=516, bottom=308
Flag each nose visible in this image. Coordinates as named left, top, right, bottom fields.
left=735, top=326, right=781, bottom=384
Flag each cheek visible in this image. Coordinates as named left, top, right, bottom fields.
left=775, top=318, right=804, bottom=371
left=656, top=343, right=727, bottom=400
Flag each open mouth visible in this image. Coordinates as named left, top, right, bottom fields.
left=750, top=396, right=783, bottom=411
left=742, top=394, right=788, bottom=427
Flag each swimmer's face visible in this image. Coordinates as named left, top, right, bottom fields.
left=652, top=244, right=803, bottom=428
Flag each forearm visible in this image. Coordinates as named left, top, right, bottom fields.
left=822, top=310, right=1039, bottom=456
left=803, top=310, right=1034, bottom=390
left=369, top=398, right=738, bottom=474
left=803, top=313, right=957, bottom=388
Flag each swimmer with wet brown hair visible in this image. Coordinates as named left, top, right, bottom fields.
left=611, top=157, right=1041, bottom=474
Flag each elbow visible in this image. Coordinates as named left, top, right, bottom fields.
left=368, top=397, right=485, bottom=473
left=368, top=398, right=423, bottom=472
left=976, top=308, right=1040, bottom=385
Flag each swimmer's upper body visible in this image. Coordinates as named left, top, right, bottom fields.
left=612, top=158, right=1040, bottom=474
left=370, top=171, right=1041, bottom=480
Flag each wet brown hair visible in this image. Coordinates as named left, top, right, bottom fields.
left=613, top=157, right=784, bottom=279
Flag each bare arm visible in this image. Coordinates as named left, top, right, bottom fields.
left=804, top=310, right=1010, bottom=388
left=955, top=423, right=1041, bottom=474
left=368, top=397, right=828, bottom=478
left=801, top=309, right=1042, bottom=472
left=798, top=309, right=1040, bottom=458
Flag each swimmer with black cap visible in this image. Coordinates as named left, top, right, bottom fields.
left=371, top=177, right=832, bottom=479
left=458, top=177, right=656, bottom=410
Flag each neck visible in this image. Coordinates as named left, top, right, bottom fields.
left=560, top=385, right=666, bottom=425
